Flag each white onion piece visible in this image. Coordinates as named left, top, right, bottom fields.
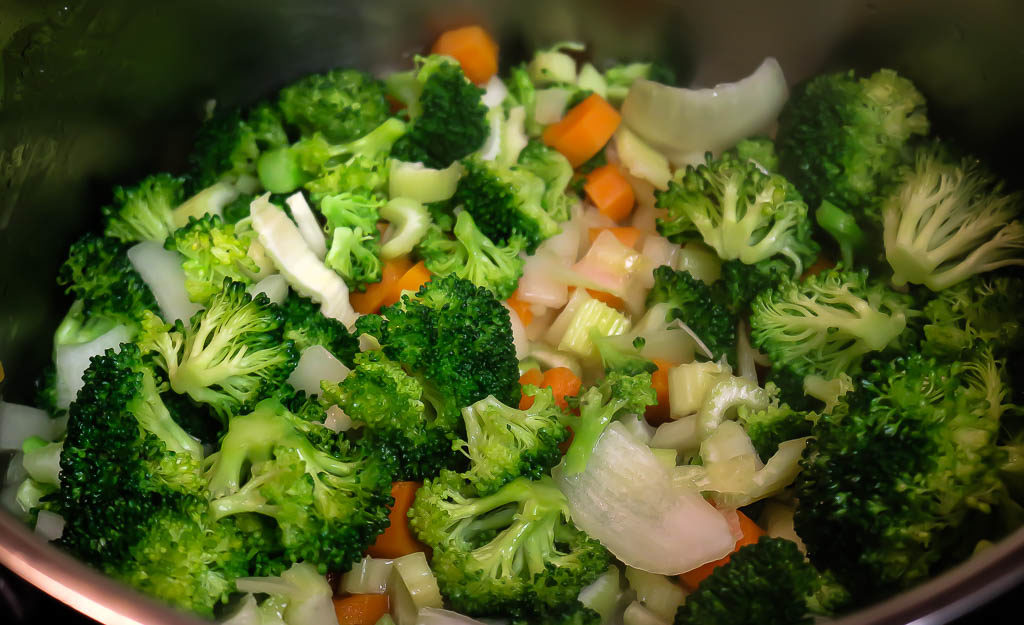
left=481, top=76, right=508, bottom=108
left=247, top=274, right=289, bottom=305
left=235, top=563, right=335, bottom=625
left=534, top=88, right=572, bottom=124
left=128, top=241, right=202, bottom=323
left=323, top=405, right=353, bottom=433
left=220, top=594, right=260, bottom=625
left=641, top=235, right=680, bottom=272
left=650, top=415, right=699, bottom=453
left=34, top=510, right=65, bottom=541
left=517, top=253, right=570, bottom=308
left=287, top=346, right=350, bottom=396
left=416, top=608, right=489, bottom=625
left=172, top=181, right=238, bottom=227
left=501, top=302, right=530, bottom=360
left=735, top=320, right=758, bottom=383
left=55, top=324, right=133, bottom=410
left=619, top=416, right=656, bottom=446
left=285, top=192, right=327, bottom=259
left=554, top=422, right=739, bottom=574
left=622, top=58, right=788, bottom=166
left=667, top=319, right=714, bottom=361
left=5, top=451, right=27, bottom=486
left=0, top=403, right=64, bottom=450
left=614, top=127, right=672, bottom=190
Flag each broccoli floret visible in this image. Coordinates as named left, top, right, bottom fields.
left=205, top=397, right=393, bottom=571
left=319, top=350, right=464, bottom=482
left=319, top=191, right=384, bottom=290
left=718, top=257, right=790, bottom=314
left=815, top=200, right=865, bottom=270
left=776, top=69, right=929, bottom=219
left=733, top=137, right=780, bottom=173
left=505, top=64, right=539, bottom=136
left=278, top=292, right=360, bottom=366
left=794, top=351, right=1018, bottom=600
left=517, top=141, right=576, bottom=224
left=457, top=387, right=570, bottom=496
left=883, top=146, right=1024, bottom=291
left=656, top=149, right=818, bottom=276
left=590, top=333, right=657, bottom=376
left=139, top=280, right=298, bottom=419
left=229, top=562, right=336, bottom=624
left=277, top=69, right=390, bottom=143
left=737, top=403, right=816, bottom=461
left=750, top=269, right=913, bottom=378
left=450, top=156, right=560, bottom=253
left=356, top=275, right=521, bottom=409
left=674, top=537, right=848, bottom=625
left=102, top=173, right=186, bottom=244
left=919, top=275, right=1024, bottom=357
left=410, top=472, right=610, bottom=618
left=418, top=210, right=526, bottom=299
left=57, top=233, right=159, bottom=328
left=390, top=55, right=489, bottom=168
left=646, top=265, right=737, bottom=364
left=164, top=214, right=262, bottom=304
left=188, top=103, right=288, bottom=192
left=562, top=373, right=658, bottom=476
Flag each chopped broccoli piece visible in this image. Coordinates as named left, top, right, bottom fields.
left=278, top=292, right=360, bottom=366
left=590, top=333, right=658, bottom=376
left=919, top=275, right=1024, bottom=357
left=718, top=257, right=790, bottom=314
left=390, top=55, right=490, bottom=168
left=57, top=233, right=158, bottom=328
left=356, top=275, right=521, bottom=409
left=418, top=210, right=526, bottom=299
left=733, top=137, right=780, bottom=173
left=656, top=149, right=818, bottom=276
left=883, top=145, right=1024, bottom=291
left=164, top=214, right=262, bottom=304
left=139, top=280, right=298, bottom=419
left=205, top=397, right=393, bottom=571
left=188, top=103, right=288, bottom=192
left=815, top=200, right=865, bottom=269
left=776, top=68, right=929, bottom=220
left=277, top=68, right=390, bottom=143
left=647, top=265, right=737, bottom=364
left=318, top=191, right=384, bottom=290
left=517, top=141, right=576, bottom=224
left=750, top=269, right=913, bottom=378
left=102, top=173, right=186, bottom=244
left=737, top=403, right=817, bottom=461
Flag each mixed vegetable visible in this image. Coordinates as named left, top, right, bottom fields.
left=2, top=22, right=1024, bottom=625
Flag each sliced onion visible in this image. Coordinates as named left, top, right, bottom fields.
left=615, top=127, right=672, bottom=191
left=0, top=403, right=64, bottom=451
left=554, top=422, right=739, bottom=574
left=481, top=75, right=508, bottom=108
left=622, top=58, right=788, bottom=166
left=285, top=192, right=327, bottom=259
left=650, top=415, right=699, bottom=453
left=735, top=320, right=758, bottom=383
left=501, top=302, right=529, bottom=360
left=172, top=181, right=238, bottom=227
left=128, top=241, right=203, bottom=323
left=517, top=253, right=571, bottom=309
left=247, top=274, right=289, bottom=305
left=323, top=405, right=354, bottom=433
left=55, top=324, right=134, bottom=410
left=534, top=88, right=573, bottom=124
left=287, top=346, right=350, bottom=396
left=34, top=510, right=65, bottom=541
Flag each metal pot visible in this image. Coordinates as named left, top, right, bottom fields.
left=1, top=1, right=1022, bottom=623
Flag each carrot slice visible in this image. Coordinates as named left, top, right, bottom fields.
left=333, top=594, right=390, bottom=625
left=801, top=254, right=836, bottom=280
left=382, top=261, right=432, bottom=309
left=542, top=94, right=622, bottom=167
left=541, top=367, right=583, bottom=411
left=584, top=164, right=636, bottom=222
left=367, top=481, right=427, bottom=559
left=506, top=290, right=534, bottom=326
left=430, top=25, right=499, bottom=85
left=585, top=288, right=626, bottom=312
left=644, top=358, right=677, bottom=425
left=351, top=257, right=412, bottom=315
left=587, top=226, right=643, bottom=250
left=519, top=368, right=545, bottom=410
left=679, top=511, right=765, bottom=590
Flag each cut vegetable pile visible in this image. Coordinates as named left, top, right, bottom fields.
left=3, top=23, right=1024, bottom=625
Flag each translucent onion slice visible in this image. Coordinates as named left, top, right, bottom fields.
left=128, top=241, right=202, bottom=323
left=0, top=402, right=65, bottom=450
left=287, top=345, right=350, bottom=396
left=621, top=58, right=788, bottom=166
left=54, top=325, right=134, bottom=410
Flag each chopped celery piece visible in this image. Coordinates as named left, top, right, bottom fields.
left=534, top=88, right=572, bottom=124
left=380, top=198, right=431, bottom=260
left=650, top=415, right=699, bottom=454
left=388, top=160, right=463, bottom=204
left=696, top=376, right=772, bottom=441
left=577, top=63, right=608, bottom=98
left=624, top=567, right=686, bottom=622
left=341, top=556, right=394, bottom=594
left=16, top=478, right=55, bottom=517
left=667, top=361, right=730, bottom=418
left=650, top=448, right=678, bottom=470
left=577, top=566, right=625, bottom=623
left=388, top=552, right=443, bottom=625
left=528, top=42, right=583, bottom=86
left=674, top=243, right=721, bottom=284
left=623, top=601, right=670, bottom=625
left=557, top=297, right=631, bottom=359
left=614, top=127, right=671, bottom=191
left=22, top=439, right=62, bottom=486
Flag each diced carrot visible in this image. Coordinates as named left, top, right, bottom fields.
left=679, top=511, right=765, bottom=590
left=541, top=367, right=583, bottom=411
left=519, top=368, right=545, bottom=410
left=430, top=25, right=499, bottom=85
left=351, top=257, right=412, bottom=315
left=588, top=226, right=643, bottom=250
left=382, top=261, right=432, bottom=309
left=542, top=94, right=622, bottom=168
left=333, top=594, right=390, bottom=625
left=585, top=288, right=626, bottom=312
left=801, top=254, right=836, bottom=280
left=644, top=358, right=677, bottom=425
left=584, top=164, right=636, bottom=222
left=367, top=482, right=428, bottom=559
left=506, top=290, right=534, bottom=327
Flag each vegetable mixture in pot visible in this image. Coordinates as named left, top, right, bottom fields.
left=2, top=23, right=1023, bottom=625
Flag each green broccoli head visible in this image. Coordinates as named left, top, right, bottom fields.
left=278, top=292, right=360, bottom=366
left=733, top=137, right=780, bottom=173
left=883, top=146, right=1024, bottom=291
left=718, top=257, right=790, bottom=315
left=326, top=226, right=383, bottom=292
left=920, top=275, right=1024, bottom=357
left=188, top=103, right=288, bottom=192
left=277, top=68, right=391, bottom=143
left=591, top=333, right=658, bottom=376
left=356, top=275, right=521, bottom=409
left=794, top=351, right=1017, bottom=600
left=410, top=472, right=610, bottom=618
left=205, top=397, right=393, bottom=572
left=656, top=149, right=819, bottom=276
left=418, top=210, right=526, bottom=299
left=165, top=214, right=262, bottom=304
left=674, top=537, right=847, bottom=625
left=57, top=233, right=159, bottom=329
left=451, top=156, right=561, bottom=253
left=139, top=279, right=298, bottom=419
left=517, top=140, right=576, bottom=223
left=319, top=350, right=464, bottom=482
left=736, top=402, right=816, bottom=461
left=750, top=269, right=913, bottom=378
left=457, top=388, right=570, bottom=496
left=102, top=173, right=186, bottom=244
left=777, top=68, right=929, bottom=218
left=646, top=265, right=737, bottom=364
left=390, top=55, right=489, bottom=168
